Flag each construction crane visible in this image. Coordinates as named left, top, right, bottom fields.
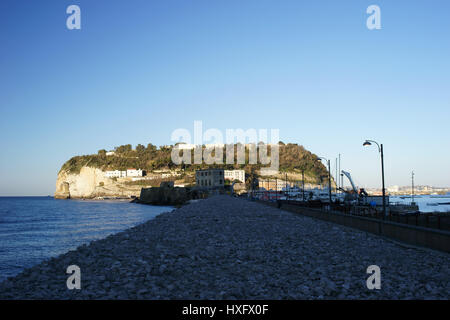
left=341, top=170, right=368, bottom=203
left=341, top=171, right=357, bottom=194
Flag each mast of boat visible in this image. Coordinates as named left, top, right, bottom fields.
left=335, top=157, right=338, bottom=195
left=411, top=171, right=415, bottom=205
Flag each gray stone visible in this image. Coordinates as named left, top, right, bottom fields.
left=0, top=195, right=449, bottom=300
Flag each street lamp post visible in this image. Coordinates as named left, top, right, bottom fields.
left=363, top=140, right=386, bottom=219
left=317, top=157, right=332, bottom=208
left=302, top=169, right=305, bottom=202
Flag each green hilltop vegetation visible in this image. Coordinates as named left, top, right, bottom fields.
left=60, top=142, right=329, bottom=182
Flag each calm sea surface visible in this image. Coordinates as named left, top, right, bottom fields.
left=0, top=197, right=172, bottom=283
left=390, top=194, right=450, bottom=213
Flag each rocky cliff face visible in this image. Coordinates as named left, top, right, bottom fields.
left=54, top=166, right=141, bottom=199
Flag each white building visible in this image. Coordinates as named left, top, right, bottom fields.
left=387, top=185, right=400, bottom=193
left=174, top=143, right=225, bottom=150
left=106, top=151, right=116, bottom=156
left=258, top=179, right=292, bottom=191
left=175, top=143, right=195, bottom=150
left=161, top=172, right=181, bottom=179
left=105, top=168, right=144, bottom=178
left=205, top=143, right=224, bottom=149
left=126, top=168, right=144, bottom=177
left=224, top=170, right=246, bottom=183
left=105, top=170, right=127, bottom=178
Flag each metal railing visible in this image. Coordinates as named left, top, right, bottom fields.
left=251, top=193, right=450, bottom=231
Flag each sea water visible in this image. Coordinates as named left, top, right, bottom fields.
left=0, top=197, right=172, bottom=282
left=390, top=194, right=450, bottom=213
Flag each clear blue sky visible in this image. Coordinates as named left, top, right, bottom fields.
left=1, top=0, right=449, bottom=195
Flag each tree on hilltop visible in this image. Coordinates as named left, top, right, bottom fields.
left=115, top=144, right=132, bottom=153
left=136, top=144, right=145, bottom=154
left=97, top=149, right=106, bottom=157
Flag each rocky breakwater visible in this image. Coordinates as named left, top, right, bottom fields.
left=138, top=187, right=189, bottom=206
left=137, top=182, right=205, bottom=206
left=0, top=195, right=449, bottom=299
left=55, top=166, right=142, bottom=199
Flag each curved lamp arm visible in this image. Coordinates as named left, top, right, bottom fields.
left=317, top=156, right=329, bottom=162
left=363, top=140, right=381, bottom=152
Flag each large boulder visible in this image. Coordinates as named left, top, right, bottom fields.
left=160, top=181, right=175, bottom=188
left=139, top=184, right=190, bottom=205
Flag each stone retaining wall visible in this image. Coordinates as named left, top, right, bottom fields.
left=260, top=200, right=450, bottom=253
